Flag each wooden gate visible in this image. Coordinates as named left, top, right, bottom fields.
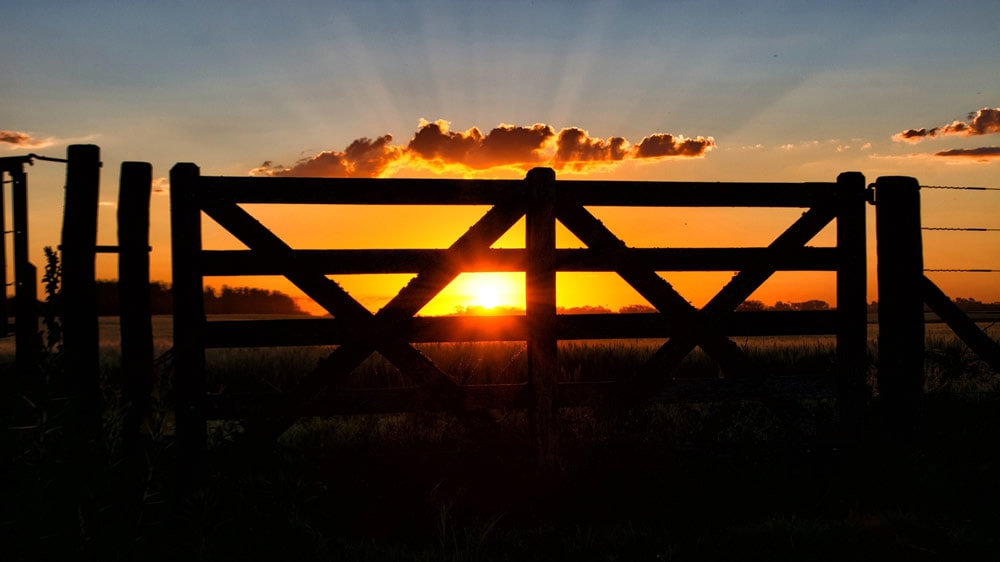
left=170, top=165, right=870, bottom=467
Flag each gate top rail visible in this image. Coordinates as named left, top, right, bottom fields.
left=196, top=174, right=841, bottom=208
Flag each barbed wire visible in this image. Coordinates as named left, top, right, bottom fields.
left=921, top=185, right=1000, bottom=191
left=26, top=153, right=68, bottom=164
left=923, top=227, right=1000, bottom=231
left=925, top=269, right=999, bottom=273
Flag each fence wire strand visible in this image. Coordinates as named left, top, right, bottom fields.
left=923, top=227, right=1000, bottom=231
left=925, top=269, right=999, bottom=273
left=921, top=185, right=1000, bottom=191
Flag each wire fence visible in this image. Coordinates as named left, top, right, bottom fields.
left=918, top=184, right=999, bottom=275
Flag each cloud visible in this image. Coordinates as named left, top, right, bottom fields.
left=633, top=133, right=715, bottom=158
left=0, top=130, right=53, bottom=150
left=252, top=135, right=403, bottom=178
left=407, top=120, right=554, bottom=170
left=252, top=120, right=715, bottom=178
left=933, top=146, right=1000, bottom=161
left=894, top=107, right=1000, bottom=143
left=552, top=127, right=629, bottom=171
left=152, top=177, right=170, bottom=194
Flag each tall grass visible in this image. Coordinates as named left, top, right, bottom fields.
left=4, top=316, right=998, bottom=560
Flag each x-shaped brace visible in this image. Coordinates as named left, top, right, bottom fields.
left=555, top=202, right=837, bottom=398
left=201, top=198, right=526, bottom=436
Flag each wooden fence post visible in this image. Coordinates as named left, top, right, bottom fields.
left=61, top=144, right=102, bottom=441
left=525, top=167, right=558, bottom=470
left=170, top=163, right=207, bottom=486
left=835, top=171, right=869, bottom=444
left=0, top=166, right=8, bottom=338
left=119, top=162, right=154, bottom=453
left=874, top=176, right=924, bottom=443
left=11, top=163, right=40, bottom=392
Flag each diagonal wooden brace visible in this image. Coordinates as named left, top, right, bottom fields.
left=203, top=198, right=526, bottom=436
left=555, top=203, right=757, bottom=380
left=633, top=206, right=838, bottom=394
left=201, top=201, right=453, bottom=388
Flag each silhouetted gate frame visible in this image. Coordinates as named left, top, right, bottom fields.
left=170, top=165, right=871, bottom=468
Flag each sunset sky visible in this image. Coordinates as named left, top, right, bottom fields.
left=2, top=1, right=998, bottom=315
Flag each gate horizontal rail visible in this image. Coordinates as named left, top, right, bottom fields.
left=203, top=310, right=842, bottom=348
left=198, top=174, right=840, bottom=207
left=201, top=247, right=842, bottom=275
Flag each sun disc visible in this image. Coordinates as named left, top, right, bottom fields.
left=462, top=272, right=522, bottom=311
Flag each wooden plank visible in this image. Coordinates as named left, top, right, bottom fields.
left=557, top=310, right=840, bottom=339
left=201, top=246, right=841, bottom=276
left=170, top=163, right=208, bottom=478
left=201, top=248, right=525, bottom=276
left=200, top=175, right=522, bottom=205
left=203, top=310, right=840, bottom=348
left=560, top=180, right=839, bottom=207
left=874, top=176, right=924, bottom=442
left=834, top=172, right=870, bottom=444
left=922, top=276, right=1000, bottom=372
left=197, top=174, right=837, bottom=208
left=118, top=161, right=154, bottom=453
left=60, top=145, right=102, bottom=443
left=556, top=247, right=840, bottom=272
left=0, top=168, right=7, bottom=337
left=10, top=165, right=39, bottom=394
left=526, top=168, right=559, bottom=469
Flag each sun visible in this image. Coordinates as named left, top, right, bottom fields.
left=458, top=272, right=523, bottom=312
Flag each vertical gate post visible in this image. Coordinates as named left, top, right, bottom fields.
left=61, top=144, right=102, bottom=440
left=874, top=176, right=924, bottom=443
left=119, top=162, right=154, bottom=453
left=525, top=167, right=558, bottom=470
left=170, top=163, right=207, bottom=486
left=834, top=171, right=869, bottom=444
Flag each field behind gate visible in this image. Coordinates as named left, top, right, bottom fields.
left=3, top=314, right=1000, bottom=560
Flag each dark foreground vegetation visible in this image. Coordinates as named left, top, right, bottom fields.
left=3, top=328, right=999, bottom=561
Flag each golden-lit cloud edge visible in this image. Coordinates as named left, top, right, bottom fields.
left=251, top=119, right=716, bottom=178
left=893, top=107, right=1000, bottom=143
left=890, top=107, right=1000, bottom=163
left=933, top=146, right=1000, bottom=161
left=0, top=130, right=55, bottom=150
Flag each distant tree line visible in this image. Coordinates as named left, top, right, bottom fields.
left=736, top=299, right=831, bottom=311
left=449, top=298, right=1000, bottom=316
left=72, top=281, right=307, bottom=316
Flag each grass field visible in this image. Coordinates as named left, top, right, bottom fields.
left=2, top=316, right=999, bottom=560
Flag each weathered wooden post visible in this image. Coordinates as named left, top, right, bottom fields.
left=0, top=166, right=8, bottom=338
left=874, top=176, right=924, bottom=443
left=170, top=163, right=207, bottom=486
left=119, top=162, right=154, bottom=453
left=61, top=144, right=102, bottom=440
left=525, top=167, right=558, bottom=470
left=834, top=171, right=869, bottom=444
left=10, top=161, right=41, bottom=386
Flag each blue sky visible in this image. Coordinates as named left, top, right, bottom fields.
left=2, top=0, right=999, bottom=308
